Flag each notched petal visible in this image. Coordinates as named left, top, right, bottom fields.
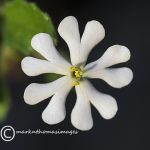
left=71, top=85, right=93, bottom=131
left=31, top=33, right=55, bottom=60
left=85, top=67, right=133, bottom=88
left=21, top=57, right=69, bottom=76
left=83, top=80, right=118, bottom=119
left=58, top=16, right=80, bottom=65
left=80, top=20, right=105, bottom=65
left=42, top=81, right=72, bottom=124
left=31, top=33, right=71, bottom=67
left=85, top=45, right=131, bottom=71
left=24, top=76, right=70, bottom=105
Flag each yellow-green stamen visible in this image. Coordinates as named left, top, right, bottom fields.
left=72, top=81, right=80, bottom=86
left=70, top=66, right=83, bottom=86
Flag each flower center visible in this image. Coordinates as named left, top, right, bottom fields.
left=70, top=66, right=83, bottom=86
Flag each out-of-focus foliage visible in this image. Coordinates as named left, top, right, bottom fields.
left=0, top=79, right=10, bottom=121
left=0, top=0, right=58, bottom=121
left=45, top=74, right=63, bottom=82
left=2, top=0, right=57, bottom=55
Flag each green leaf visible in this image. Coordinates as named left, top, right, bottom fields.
left=2, top=0, right=57, bottom=55
left=0, top=79, right=10, bottom=121
left=44, top=74, right=63, bottom=82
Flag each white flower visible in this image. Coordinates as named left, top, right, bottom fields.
left=21, top=16, right=133, bottom=131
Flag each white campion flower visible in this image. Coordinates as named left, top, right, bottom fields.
left=21, top=16, right=133, bottom=131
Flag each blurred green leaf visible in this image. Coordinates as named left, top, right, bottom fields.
left=0, top=79, right=10, bottom=121
left=2, top=0, right=57, bottom=55
left=44, top=74, right=63, bottom=82
left=0, top=20, right=2, bottom=42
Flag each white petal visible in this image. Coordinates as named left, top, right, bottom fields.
left=85, top=45, right=131, bottom=70
left=31, top=33, right=71, bottom=67
left=21, top=57, right=69, bottom=76
left=24, top=76, right=70, bottom=105
left=42, top=80, right=72, bottom=124
left=83, top=80, right=118, bottom=119
left=85, top=67, right=133, bottom=88
left=58, top=16, right=80, bottom=65
left=80, top=21, right=105, bottom=65
left=71, top=84, right=93, bottom=131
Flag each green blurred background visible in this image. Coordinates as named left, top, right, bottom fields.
left=0, top=0, right=59, bottom=121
